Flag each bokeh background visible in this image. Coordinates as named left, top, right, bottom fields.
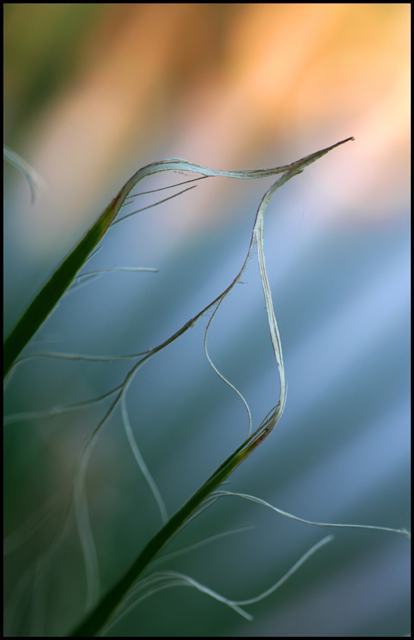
left=4, top=4, right=410, bottom=637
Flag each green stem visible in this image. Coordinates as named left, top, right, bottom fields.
left=69, top=435, right=260, bottom=637
left=3, top=197, right=120, bottom=378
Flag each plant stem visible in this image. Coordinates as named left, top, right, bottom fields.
left=68, top=435, right=261, bottom=637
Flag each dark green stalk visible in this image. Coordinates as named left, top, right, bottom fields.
left=3, top=197, right=120, bottom=378
left=69, top=431, right=263, bottom=637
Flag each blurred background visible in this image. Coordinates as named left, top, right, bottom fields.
left=4, top=4, right=410, bottom=637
